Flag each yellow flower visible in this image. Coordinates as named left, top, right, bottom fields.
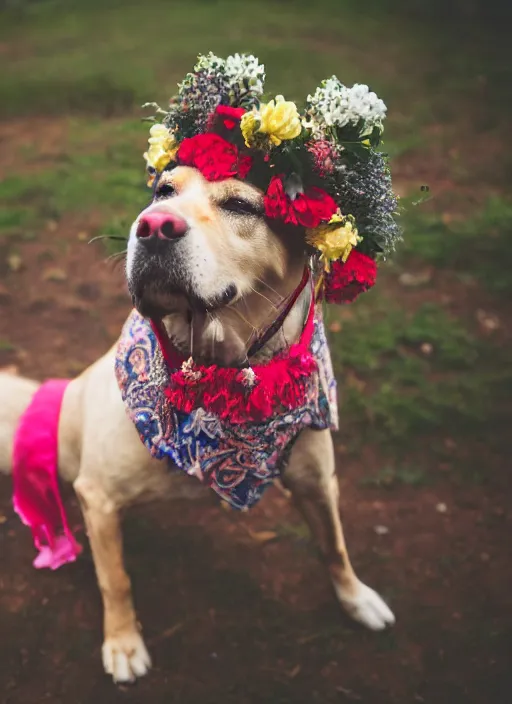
left=143, top=123, right=178, bottom=173
left=306, top=214, right=360, bottom=270
left=240, top=110, right=260, bottom=148
left=258, top=95, right=302, bottom=146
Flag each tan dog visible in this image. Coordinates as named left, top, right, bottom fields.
left=0, top=166, right=394, bottom=684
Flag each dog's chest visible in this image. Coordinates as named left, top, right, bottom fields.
left=115, top=310, right=338, bottom=511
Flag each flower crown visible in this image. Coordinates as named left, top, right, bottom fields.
left=143, top=52, right=400, bottom=304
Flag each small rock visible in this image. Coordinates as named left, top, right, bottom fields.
left=60, top=296, right=88, bottom=313
left=420, top=342, right=433, bottom=355
left=374, top=525, right=389, bottom=535
left=42, top=267, right=68, bottom=282
left=436, top=502, right=448, bottom=514
left=399, top=270, right=432, bottom=287
left=7, top=253, right=23, bottom=272
left=476, top=309, right=500, bottom=332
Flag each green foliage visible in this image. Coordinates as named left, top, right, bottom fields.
left=326, top=299, right=507, bottom=445
left=400, top=197, right=512, bottom=293
left=0, top=123, right=149, bottom=233
left=359, top=465, right=427, bottom=488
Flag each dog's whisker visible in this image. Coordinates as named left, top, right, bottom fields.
left=89, top=234, right=129, bottom=245
left=230, top=307, right=260, bottom=340
left=248, top=286, right=281, bottom=314
left=105, top=250, right=127, bottom=262
left=253, top=277, right=286, bottom=305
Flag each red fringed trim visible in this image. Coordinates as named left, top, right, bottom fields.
left=164, top=343, right=317, bottom=424
left=154, top=274, right=318, bottom=424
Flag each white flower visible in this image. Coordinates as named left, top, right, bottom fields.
left=239, top=367, right=258, bottom=388
left=225, top=53, right=265, bottom=95
left=307, top=76, right=387, bottom=131
left=194, top=52, right=225, bottom=73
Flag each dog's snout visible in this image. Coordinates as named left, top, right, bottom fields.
left=136, top=212, right=188, bottom=241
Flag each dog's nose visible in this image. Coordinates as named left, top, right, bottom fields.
left=136, top=212, right=188, bottom=240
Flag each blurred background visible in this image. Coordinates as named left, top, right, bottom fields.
left=0, top=1, right=510, bottom=702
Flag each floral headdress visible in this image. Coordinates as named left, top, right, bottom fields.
left=143, top=52, right=400, bottom=304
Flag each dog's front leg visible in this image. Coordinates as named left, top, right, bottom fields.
left=281, top=428, right=395, bottom=631
left=74, top=477, right=151, bottom=682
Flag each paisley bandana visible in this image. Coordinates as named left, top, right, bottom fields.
left=115, top=309, right=338, bottom=510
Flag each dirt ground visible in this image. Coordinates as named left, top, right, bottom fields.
left=1, top=139, right=511, bottom=704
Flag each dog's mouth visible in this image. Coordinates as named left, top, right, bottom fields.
left=131, top=282, right=238, bottom=320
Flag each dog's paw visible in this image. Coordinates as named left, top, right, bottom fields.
left=335, top=580, right=395, bottom=631
left=102, top=631, right=152, bottom=683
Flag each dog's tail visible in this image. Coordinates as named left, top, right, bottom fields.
left=0, top=371, right=39, bottom=475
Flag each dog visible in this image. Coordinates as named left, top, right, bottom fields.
left=0, top=165, right=395, bottom=683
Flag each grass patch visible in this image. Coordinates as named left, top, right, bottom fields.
left=359, top=465, right=427, bottom=489
left=0, top=129, right=149, bottom=230
left=0, top=339, right=16, bottom=352
left=399, top=196, right=512, bottom=293
left=326, top=299, right=509, bottom=447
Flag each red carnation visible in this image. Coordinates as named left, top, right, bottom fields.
left=322, top=250, right=377, bottom=304
left=264, top=174, right=338, bottom=228
left=177, top=133, right=253, bottom=182
left=215, top=105, right=246, bottom=130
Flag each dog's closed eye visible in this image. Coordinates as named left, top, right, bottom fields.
left=155, top=183, right=176, bottom=200
left=220, top=197, right=263, bottom=217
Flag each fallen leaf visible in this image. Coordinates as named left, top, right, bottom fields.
left=246, top=528, right=278, bottom=543
left=42, top=267, right=68, bottom=282
left=60, top=296, right=89, bottom=313
left=7, top=254, right=23, bottom=272
left=476, top=309, right=500, bottom=332
left=147, top=622, right=183, bottom=646
left=287, top=664, right=301, bottom=678
left=374, top=525, right=389, bottom=535
left=398, top=270, right=432, bottom=287
left=336, top=686, right=362, bottom=700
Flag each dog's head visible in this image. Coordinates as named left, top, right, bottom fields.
left=126, top=165, right=307, bottom=363
left=125, top=54, right=399, bottom=362
left=127, top=166, right=304, bottom=317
